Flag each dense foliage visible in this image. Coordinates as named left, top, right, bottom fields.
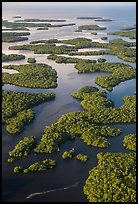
left=8, top=37, right=136, bottom=62
left=2, top=63, right=57, bottom=88
left=9, top=44, right=77, bottom=54
left=2, top=19, right=75, bottom=29
left=83, top=152, right=136, bottom=202
left=62, top=38, right=136, bottom=62
left=108, top=30, right=136, bottom=39
left=36, top=27, right=49, bottom=30
left=2, top=31, right=30, bottom=42
left=2, top=90, right=55, bottom=124
left=23, top=159, right=56, bottom=173
left=76, top=25, right=107, bottom=31
left=27, top=57, right=36, bottom=63
left=47, top=54, right=96, bottom=64
left=14, top=18, right=66, bottom=22
left=2, top=53, right=25, bottom=62
left=34, top=84, right=135, bottom=154
left=62, top=148, right=75, bottom=159
left=75, top=62, right=136, bottom=91
left=123, top=134, right=136, bottom=151
left=76, top=154, right=88, bottom=162
left=6, top=109, right=35, bottom=134
left=8, top=136, right=36, bottom=162
left=91, top=32, right=97, bottom=35
left=13, top=166, right=22, bottom=174
left=101, top=37, right=108, bottom=40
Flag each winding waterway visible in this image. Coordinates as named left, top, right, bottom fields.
left=2, top=2, right=136, bottom=202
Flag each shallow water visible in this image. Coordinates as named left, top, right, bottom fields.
left=2, top=3, right=136, bottom=202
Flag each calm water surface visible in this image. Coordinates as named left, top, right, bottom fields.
left=2, top=3, right=136, bottom=202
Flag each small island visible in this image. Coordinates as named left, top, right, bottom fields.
left=77, top=16, right=102, bottom=19
left=2, top=53, right=25, bottom=62
left=2, top=63, right=58, bottom=88
left=95, top=19, right=112, bottom=21
left=13, top=16, right=22, bottom=18
left=27, top=57, right=36, bottom=63
left=101, top=36, right=108, bottom=40
left=76, top=24, right=107, bottom=32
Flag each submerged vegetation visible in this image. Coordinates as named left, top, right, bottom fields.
left=83, top=152, right=136, bottom=202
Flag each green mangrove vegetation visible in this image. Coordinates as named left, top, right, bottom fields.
left=47, top=54, right=97, bottom=64
left=2, top=27, right=30, bottom=31
left=8, top=136, right=36, bottom=162
left=23, top=159, right=56, bottom=173
left=75, top=62, right=136, bottom=91
left=108, top=30, right=136, bottom=39
left=2, top=90, right=55, bottom=124
left=2, top=63, right=57, bottom=88
left=97, top=58, right=106, bottom=62
left=34, top=86, right=130, bottom=154
left=9, top=44, right=77, bottom=54
left=34, top=84, right=135, bottom=154
left=6, top=109, right=35, bottom=134
left=77, top=17, right=102, bottom=19
left=76, top=154, right=88, bottom=162
left=2, top=19, right=75, bottom=29
left=76, top=25, right=107, bottom=32
left=8, top=37, right=136, bottom=62
left=101, top=37, right=108, bottom=40
left=14, top=166, right=22, bottom=174
left=123, top=134, right=136, bottom=151
left=2, top=53, right=25, bottom=62
left=27, top=57, right=36, bottom=63
left=91, top=32, right=97, bottom=35
left=2, top=31, right=30, bottom=42
left=83, top=152, right=136, bottom=202
left=13, top=16, right=22, bottom=18
left=36, top=27, right=49, bottom=30
left=95, top=19, right=112, bottom=21
left=59, top=38, right=136, bottom=62
left=62, top=148, right=75, bottom=159
left=30, top=39, right=60, bottom=44
left=14, top=18, right=66, bottom=22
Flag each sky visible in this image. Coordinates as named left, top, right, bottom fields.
left=2, top=2, right=136, bottom=7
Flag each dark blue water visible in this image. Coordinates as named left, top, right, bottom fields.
left=2, top=3, right=136, bottom=202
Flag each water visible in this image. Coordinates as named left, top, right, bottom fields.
left=2, top=3, right=136, bottom=202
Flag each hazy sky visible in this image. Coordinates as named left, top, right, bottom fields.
left=2, top=2, right=136, bottom=7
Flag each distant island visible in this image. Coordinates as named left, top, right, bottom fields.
left=95, top=19, right=112, bottom=21
left=14, top=18, right=66, bottom=22
left=76, top=24, right=107, bottom=32
left=13, top=16, right=21, bottom=18
left=77, top=16, right=102, bottom=19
